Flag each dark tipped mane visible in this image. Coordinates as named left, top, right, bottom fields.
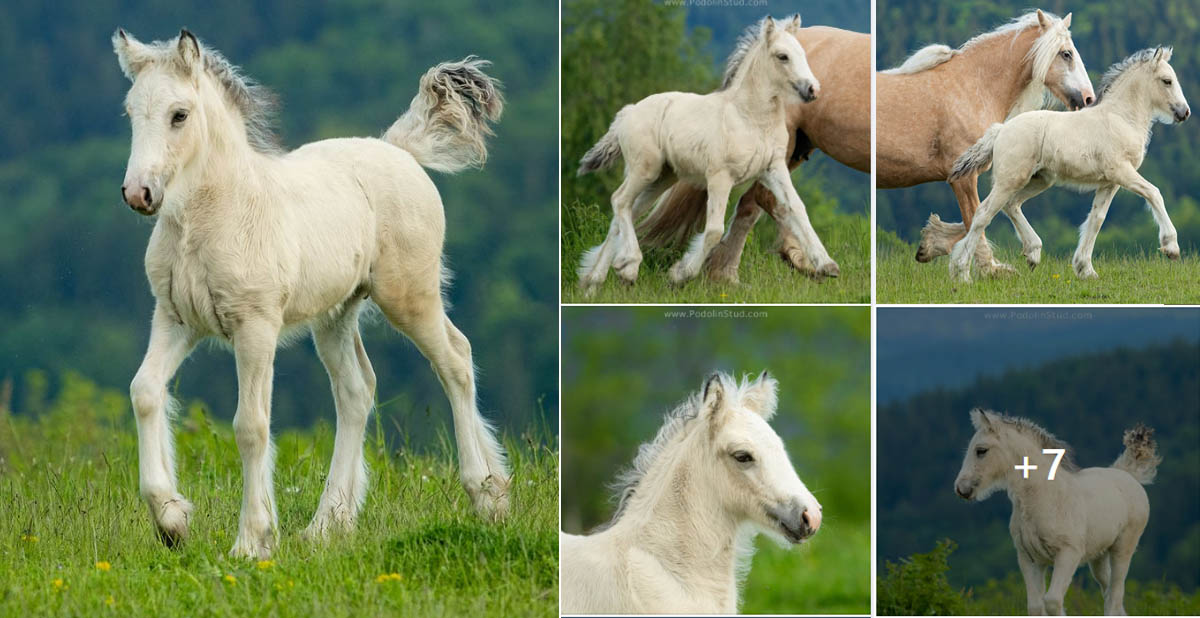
left=984, top=410, right=1080, bottom=472
left=720, top=17, right=772, bottom=90
left=1096, top=47, right=1169, bottom=104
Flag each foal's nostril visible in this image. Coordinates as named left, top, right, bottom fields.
left=142, top=187, right=153, bottom=208
left=1084, top=95, right=1094, bottom=106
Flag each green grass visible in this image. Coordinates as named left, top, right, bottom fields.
left=963, top=572, right=1200, bottom=616
left=0, top=374, right=557, bottom=617
left=562, top=201, right=870, bottom=304
left=742, top=521, right=870, bottom=614
left=877, top=232, right=1200, bottom=304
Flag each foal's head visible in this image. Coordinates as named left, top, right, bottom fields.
left=954, top=409, right=1077, bottom=501
left=724, top=15, right=820, bottom=103
left=113, top=29, right=277, bottom=215
left=1099, top=47, right=1190, bottom=124
left=1027, top=10, right=1094, bottom=111
left=695, top=372, right=822, bottom=544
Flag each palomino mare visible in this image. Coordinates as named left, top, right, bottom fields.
left=649, top=11, right=1093, bottom=280
left=637, top=26, right=868, bottom=284
left=576, top=15, right=838, bottom=294
left=114, top=30, right=509, bottom=559
left=561, top=372, right=822, bottom=614
left=949, top=47, right=1190, bottom=282
left=955, top=409, right=1160, bottom=615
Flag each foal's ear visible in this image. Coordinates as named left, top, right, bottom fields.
left=113, top=29, right=153, bottom=80
left=1061, top=12, right=1072, bottom=29
left=762, top=16, right=776, bottom=37
left=1154, top=47, right=1172, bottom=63
left=176, top=29, right=202, bottom=73
left=701, top=373, right=729, bottom=429
left=743, top=371, right=779, bottom=421
left=786, top=14, right=803, bottom=33
left=969, top=408, right=994, bottom=431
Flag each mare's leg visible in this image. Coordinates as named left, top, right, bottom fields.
left=919, top=175, right=1013, bottom=274
left=1042, top=549, right=1083, bottom=616
left=1112, top=164, right=1180, bottom=260
left=1072, top=185, right=1120, bottom=279
left=130, top=304, right=198, bottom=546
left=230, top=317, right=282, bottom=560
left=705, top=187, right=764, bottom=284
left=669, top=172, right=733, bottom=284
left=759, top=162, right=839, bottom=278
left=1088, top=553, right=1112, bottom=607
left=305, top=303, right=377, bottom=539
left=1016, top=549, right=1048, bottom=615
left=1001, top=177, right=1051, bottom=270
left=372, top=275, right=509, bottom=520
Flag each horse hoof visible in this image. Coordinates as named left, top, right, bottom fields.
left=469, top=474, right=510, bottom=522
left=982, top=261, right=1017, bottom=278
left=229, top=528, right=275, bottom=561
left=779, top=247, right=810, bottom=272
left=1161, top=246, right=1181, bottom=260
left=707, top=266, right=740, bottom=285
left=151, top=495, right=193, bottom=548
left=817, top=261, right=840, bottom=279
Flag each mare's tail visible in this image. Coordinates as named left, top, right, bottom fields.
left=384, top=57, right=503, bottom=173
left=578, top=110, right=627, bottom=176
left=948, top=123, right=1002, bottom=182
left=636, top=182, right=708, bottom=248
left=1112, top=424, right=1162, bottom=485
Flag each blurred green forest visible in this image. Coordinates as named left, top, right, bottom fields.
left=876, top=0, right=1200, bottom=258
left=561, top=0, right=870, bottom=295
left=877, top=340, right=1200, bottom=592
left=560, top=306, right=870, bottom=612
left=0, top=1, right=558, bottom=439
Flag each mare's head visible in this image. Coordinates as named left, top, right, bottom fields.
left=954, top=409, right=1076, bottom=501
left=1028, top=10, right=1094, bottom=111
left=1098, top=47, right=1189, bottom=124
left=696, top=372, right=821, bottom=544
left=724, top=15, right=819, bottom=103
left=113, top=29, right=277, bottom=215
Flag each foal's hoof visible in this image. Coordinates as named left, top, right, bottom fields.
left=706, top=264, right=741, bottom=285
left=668, top=262, right=694, bottom=286
left=1161, top=244, right=1181, bottom=260
left=815, top=260, right=840, bottom=279
left=778, top=246, right=810, bottom=272
left=230, top=528, right=275, bottom=560
left=150, top=495, right=193, bottom=548
left=469, top=474, right=511, bottom=522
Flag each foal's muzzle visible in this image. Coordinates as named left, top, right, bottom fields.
left=122, top=183, right=158, bottom=216
left=1174, top=104, right=1191, bottom=123
left=954, top=480, right=975, bottom=500
left=794, top=80, right=819, bottom=103
left=769, top=501, right=820, bottom=544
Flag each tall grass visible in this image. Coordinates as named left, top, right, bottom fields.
left=0, top=372, right=558, bottom=617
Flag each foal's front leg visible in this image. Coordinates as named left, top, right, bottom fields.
left=1043, top=549, right=1083, bottom=616
left=131, top=304, right=198, bottom=546
left=1016, top=548, right=1048, bottom=615
left=669, top=172, right=733, bottom=284
left=759, top=162, right=839, bottom=278
left=1114, top=164, right=1180, bottom=260
left=1073, top=185, right=1119, bottom=279
left=230, top=318, right=281, bottom=560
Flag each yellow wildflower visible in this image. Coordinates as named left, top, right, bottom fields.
left=374, top=573, right=402, bottom=583
left=95, top=561, right=111, bottom=572
left=52, top=578, right=64, bottom=590
left=21, top=534, right=38, bottom=543
left=1052, top=273, right=1060, bottom=279
left=224, top=574, right=237, bottom=586
left=256, top=560, right=274, bottom=570
left=106, top=595, right=115, bottom=607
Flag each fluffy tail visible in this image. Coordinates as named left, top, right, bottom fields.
left=383, top=57, right=503, bottom=173
left=578, top=110, right=627, bottom=176
left=948, top=123, right=1002, bottom=182
left=1113, top=424, right=1162, bottom=485
left=636, top=182, right=708, bottom=248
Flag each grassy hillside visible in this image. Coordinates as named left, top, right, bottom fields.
left=0, top=375, right=558, bottom=617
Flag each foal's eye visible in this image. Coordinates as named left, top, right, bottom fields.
left=1060, top=50, right=1072, bottom=61
left=775, top=53, right=789, bottom=62
left=171, top=110, right=189, bottom=126
left=975, top=447, right=989, bottom=458
left=731, top=451, right=755, bottom=464
left=1162, top=78, right=1173, bottom=86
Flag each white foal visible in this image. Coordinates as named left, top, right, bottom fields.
left=114, top=29, right=509, bottom=559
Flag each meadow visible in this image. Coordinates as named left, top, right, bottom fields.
left=0, top=374, right=558, bottom=617
left=877, top=234, right=1200, bottom=304
left=742, top=524, right=870, bottom=614
left=561, top=201, right=870, bottom=304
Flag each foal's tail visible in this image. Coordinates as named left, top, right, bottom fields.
left=384, top=57, right=504, bottom=173
left=1113, top=424, right=1162, bottom=485
left=948, top=123, right=1002, bottom=182
left=578, top=110, right=627, bottom=176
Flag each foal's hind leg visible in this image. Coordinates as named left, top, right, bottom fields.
left=305, top=303, right=376, bottom=540
left=130, top=304, right=198, bottom=547
left=1089, top=553, right=1112, bottom=606
left=1001, top=177, right=1051, bottom=270
left=949, top=185, right=1016, bottom=283
left=951, top=175, right=1016, bottom=276
left=669, top=172, right=733, bottom=284
left=373, top=274, right=509, bottom=519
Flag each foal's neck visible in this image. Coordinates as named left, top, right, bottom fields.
left=724, top=50, right=787, bottom=129
left=1095, top=77, right=1157, bottom=133
left=1004, top=445, right=1072, bottom=512
left=614, top=449, right=745, bottom=604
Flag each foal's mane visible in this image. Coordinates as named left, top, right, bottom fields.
left=980, top=409, right=1080, bottom=472
left=136, top=36, right=281, bottom=154
left=1096, top=47, right=1170, bottom=104
left=720, top=17, right=775, bottom=90
left=599, top=372, right=750, bottom=529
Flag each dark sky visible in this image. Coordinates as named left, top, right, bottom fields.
left=878, top=307, right=1200, bottom=405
